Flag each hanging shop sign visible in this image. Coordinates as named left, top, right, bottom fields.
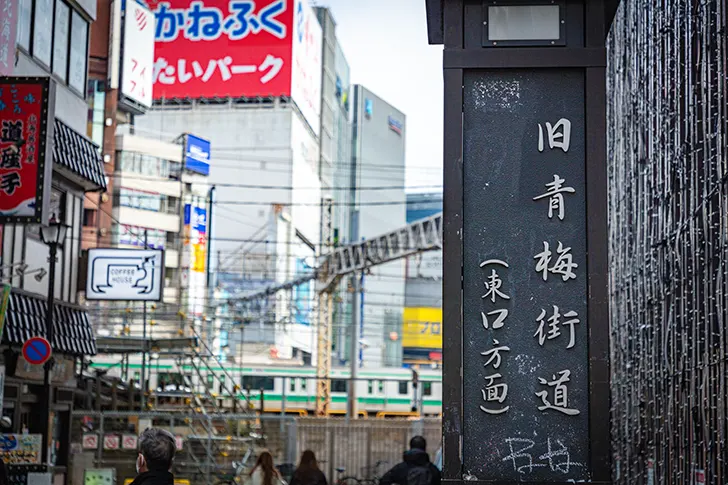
left=0, top=77, right=54, bottom=224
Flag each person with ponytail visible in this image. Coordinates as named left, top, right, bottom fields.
left=248, top=451, right=285, bottom=485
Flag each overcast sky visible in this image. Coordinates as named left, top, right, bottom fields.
left=318, top=0, right=444, bottom=191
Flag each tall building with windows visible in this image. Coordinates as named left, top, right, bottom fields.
left=81, top=0, right=213, bottom=343
left=346, top=85, right=407, bottom=368
left=1, top=0, right=106, bottom=476
left=88, top=130, right=211, bottom=341
left=133, top=1, right=353, bottom=365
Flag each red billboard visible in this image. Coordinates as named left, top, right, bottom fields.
left=0, top=77, right=53, bottom=224
left=149, top=0, right=293, bottom=100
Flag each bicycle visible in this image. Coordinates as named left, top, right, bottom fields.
left=334, top=466, right=361, bottom=485
left=358, top=460, right=390, bottom=485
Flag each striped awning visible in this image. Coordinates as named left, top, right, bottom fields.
left=3, top=288, right=96, bottom=356
left=53, top=119, right=106, bottom=192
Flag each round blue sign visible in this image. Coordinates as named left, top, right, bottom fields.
left=22, top=336, right=51, bottom=365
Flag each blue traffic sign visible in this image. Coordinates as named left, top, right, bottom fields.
left=22, top=336, right=51, bottom=365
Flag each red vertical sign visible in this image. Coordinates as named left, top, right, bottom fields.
left=0, top=77, right=54, bottom=224
left=0, top=0, right=18, bottom=76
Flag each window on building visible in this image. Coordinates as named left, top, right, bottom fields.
left=398, top=382, right=408, bottom=395
left=68, top=10, right=88, bottom=94
left=119, top=188, right=163, bottom=212
left=423, top=382, right=433, bottom=396
left=115, top=225, right=166, bottom=249
left=242, top=376, right=274, bottom=391
left=33, top=0, right=53, bottom=66
left=331, top=380, right=348, bottom=393
left=83, top=208, right=97, bottom=226
left=16, top=0, right=32, bottom=50
left=119, top=152, right=171, bottom=178
left=86, top=80, right=106, bottom=149
left=52, top=0, right=70, bottom=81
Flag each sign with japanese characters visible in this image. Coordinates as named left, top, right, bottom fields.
left=149, top=0, right=322, bottom=134
left=150, top=0, right=292, bottom=99
left=121, top=0, right=155, bottom=109
left=402, top=307, right=442, bottom=349
left=0, top=0, right=18, bottom=76
left=0, top=77, right=54, bottom=224
left=0, top=434, right=42, bottom=464
left=462, top=70, right=588, bottom=481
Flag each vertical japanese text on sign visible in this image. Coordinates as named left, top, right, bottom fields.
left=121, top=0, right=156, bottom=108
left=0, top=77, right=53, bottom=224
left=462, top=70, right=589, bottom=481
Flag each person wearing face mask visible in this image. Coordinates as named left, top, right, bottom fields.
left=131, top=428, right=177, bottom=485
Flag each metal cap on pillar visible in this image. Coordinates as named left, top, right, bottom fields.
left=428, top=1, right=619, bottom=483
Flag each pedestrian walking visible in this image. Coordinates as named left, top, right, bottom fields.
left=130, top=428, right=177, bottom=485
left=247, top=451, right=285, bottom=485
left=379, top=436, right=441, bottom=485
left=290, top=450, right=327, bottom=485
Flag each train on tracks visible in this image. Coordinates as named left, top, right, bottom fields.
left=88, top=357, right=443, bottom=417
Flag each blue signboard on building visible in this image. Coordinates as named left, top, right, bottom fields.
left=185, top=134, right=211, bottom=176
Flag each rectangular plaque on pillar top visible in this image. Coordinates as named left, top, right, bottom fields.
left=462, top=69, right=589, bottom=481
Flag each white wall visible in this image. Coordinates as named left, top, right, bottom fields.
left=134, top=103, right=295, bottom=275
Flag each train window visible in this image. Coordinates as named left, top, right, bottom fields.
left=331, top=380, right=348, bottom=393
left=368, top=381, right=374, bottom=394
left=301, top=379, right=307, bottom=391
left=290, top=379, right=296, bottom=392
left=423, top=382, right=433, bottom=396
left=206, top=374, right=214, bottom=389
left=242, top=376, right=275, bottom=391
left=398, top=382, right=408, bottom=395
left=378, top=381, right=384, bottom=393
left=219, top=376, right=226, bottom=394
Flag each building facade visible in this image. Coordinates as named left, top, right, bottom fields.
left=346, top=85, right=407, bottom=368
left=403, top=192, right=442, bottom=366
left=132, top=2, right=355, bottom=366
left=0, top=0, right=106, bottom=478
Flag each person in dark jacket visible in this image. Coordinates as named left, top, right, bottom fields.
left=290, top=450, right=327, bottom=485
left=130, top=428, right=176, bottom=485
left=379, top=437, right=441, bottom=485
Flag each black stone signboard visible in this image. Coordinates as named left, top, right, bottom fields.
left=462, top=69, right=589, bottom=482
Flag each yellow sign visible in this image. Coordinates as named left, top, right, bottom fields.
left=402, top=307, right=442, bottom=349
left=125, top=480, right=190, bottom=485
left=192, top=241, right=206, bottom=273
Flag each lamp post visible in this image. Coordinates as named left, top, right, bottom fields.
left=39, top=216, right=69, bottom=465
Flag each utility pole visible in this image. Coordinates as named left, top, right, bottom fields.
left=347, top=273, right=360, bottom=419
left=205, top=185, right=216, bottom=348
left=140, top=229, right=148, bottom=411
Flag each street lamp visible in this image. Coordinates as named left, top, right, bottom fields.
left=39, top=215, right=69, bottom=465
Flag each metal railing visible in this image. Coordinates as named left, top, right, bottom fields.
left=68, top=413, right=441, bottom=485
